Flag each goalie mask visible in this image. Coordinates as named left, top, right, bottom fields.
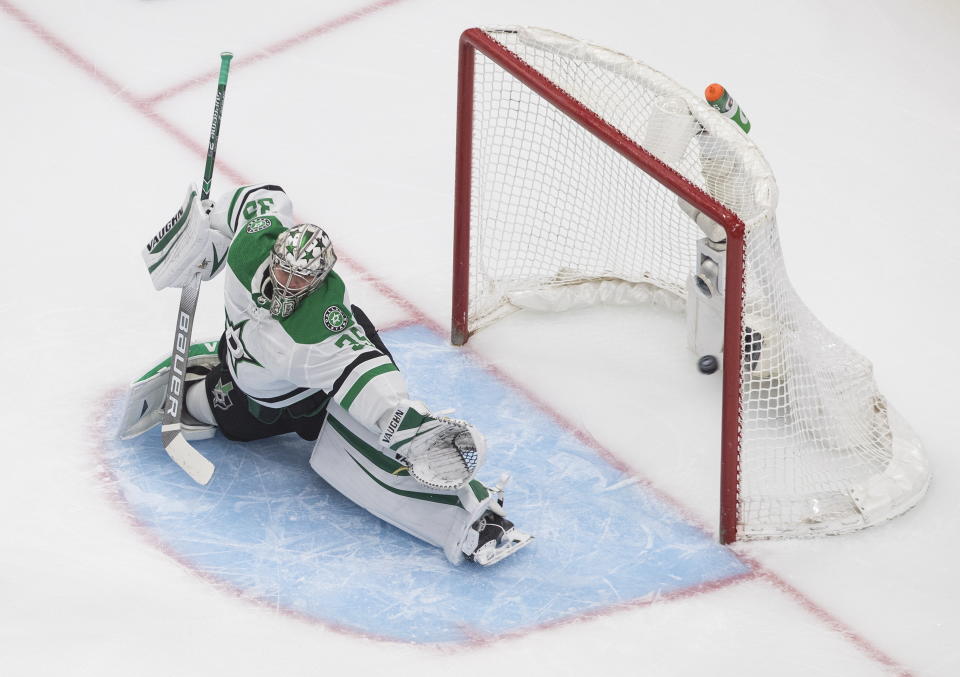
left=268, top=223, right=337, bottom=318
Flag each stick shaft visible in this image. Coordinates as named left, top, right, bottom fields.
left=159, top=277, right=213, bottom=484
left=160, top=52, right=233, bottom=485
left=201, top=53, right=233, bottom=201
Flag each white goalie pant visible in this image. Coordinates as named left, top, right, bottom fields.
left=309, top=401, right=494, bottom=564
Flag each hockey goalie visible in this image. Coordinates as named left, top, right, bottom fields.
left=119, top=182, right=533, bottom=566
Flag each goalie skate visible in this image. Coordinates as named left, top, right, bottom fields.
left=462, top=511, right=534, bottom=566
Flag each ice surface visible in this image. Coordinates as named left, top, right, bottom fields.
left=3, top=0, right=959, bottom=675
left=101, top=326, right=747, bottom=643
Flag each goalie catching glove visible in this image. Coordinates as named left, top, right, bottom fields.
left=379, top=400, right=486, bottom=490
left=143, top=183, right=233, bottom=290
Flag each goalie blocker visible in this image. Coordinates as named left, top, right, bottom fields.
left=142, top=183, right=233, bottom=291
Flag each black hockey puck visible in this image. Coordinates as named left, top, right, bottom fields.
left=697, top=355, right=719, bottom=374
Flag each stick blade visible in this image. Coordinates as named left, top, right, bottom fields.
left=162, top=427, right=215, bottom=485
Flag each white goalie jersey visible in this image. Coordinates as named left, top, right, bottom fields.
left=209, top=184, right=408, bottom=433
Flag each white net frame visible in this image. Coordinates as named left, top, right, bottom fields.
left=452, top=27, right=929, bottom=542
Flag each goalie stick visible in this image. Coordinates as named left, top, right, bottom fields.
left=159, top=52, right=233, bottom=485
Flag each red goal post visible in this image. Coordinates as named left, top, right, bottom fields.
left=450, top=27, right=929, bottom=544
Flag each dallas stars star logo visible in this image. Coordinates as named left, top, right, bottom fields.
left=212, top=378, right=235, bottom=411
left=224, top=314, right=263, bottom=374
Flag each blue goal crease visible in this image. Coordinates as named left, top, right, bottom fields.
left=102, top=323, right=749, bottom=644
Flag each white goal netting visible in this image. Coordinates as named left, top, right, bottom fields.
left=460, top=27, right=929, bottom=540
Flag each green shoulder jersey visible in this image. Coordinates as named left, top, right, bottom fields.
left=209, top=184, right=407, bottom=432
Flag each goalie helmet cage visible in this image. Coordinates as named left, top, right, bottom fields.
left=450, top=27, right=930, bottom=544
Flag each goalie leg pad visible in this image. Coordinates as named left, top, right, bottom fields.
left=118, top=341, right=220, bottom=440
left=312, top=404, right=532, bottom=565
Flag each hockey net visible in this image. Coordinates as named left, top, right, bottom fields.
left=451, top=27, right=929, bottom=542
